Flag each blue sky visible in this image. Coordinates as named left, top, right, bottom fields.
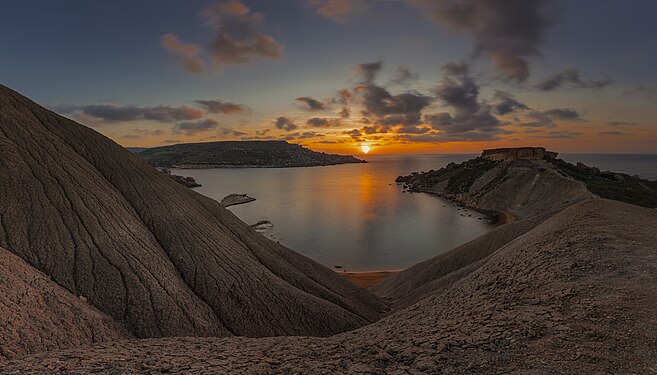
left=2, top=0, right=656, bottom=153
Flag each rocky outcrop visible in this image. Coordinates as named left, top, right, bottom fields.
left=0, top=246, right=129, bottom=361
left=398, top=158, right=593, bottom=220
left=5, top=199, right=657, bottom=373
left=158, top=168, right=201, bottom=188
left=482, top=147, right=558, bottom=161
left=0, top=85, right=386, bottom=355
left=220, top=193, right=256, bottom=207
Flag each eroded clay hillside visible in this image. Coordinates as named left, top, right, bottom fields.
left=5, top=199, right=657, bottom=374
left=0, top=85, right=386, bottom=358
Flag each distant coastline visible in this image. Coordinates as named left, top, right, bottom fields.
left=132, top=140, right=367, bottom=169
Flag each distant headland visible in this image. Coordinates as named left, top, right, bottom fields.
left=131, top=140, right=366, bottom=169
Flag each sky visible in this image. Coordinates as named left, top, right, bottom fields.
left=2, top=0, right=657, bottom=154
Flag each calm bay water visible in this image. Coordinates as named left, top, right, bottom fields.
left=176, top=153, right=657, bottom=271
left=177, top=154, right=493, bottom=271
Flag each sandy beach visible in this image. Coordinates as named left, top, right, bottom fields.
left=338, top=270, right=401, bottom=288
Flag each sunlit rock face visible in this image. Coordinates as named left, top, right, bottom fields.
left=482, top=147, right=558, bottom=161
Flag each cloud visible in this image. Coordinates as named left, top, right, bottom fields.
left=120, top=129, right=166, bottom=140
left=306, top=117, right=342, bottom=127
left=161, top=33, right=206, bottom=74
left=57, top=104, right=204, bottom=123
left=492, top=90, right=529, bottom=115
left=162, top=0, right=283, bottom=74
left=203, top=0, right=284, bottom=67
left=306, top=0, right=368, bottom=22
left=173, top=119, right=220, bottom=135
left=390, top=65, right=419, bottom=85
left=195, top=99, right=248, bottom=114
left=536, top=68, right=613, bottom=91
left=283, top=131, right=325, bottom=140
left=407, top=0, right=559, bottom=82
left=606, top=121, right=638, bottom=127
left=599, top=131, right=624, bottom=136
left=518, top=108, right=582, bottom=128
left=339, top=107, right=350, bottom=118
left=216, top=127, right=247, bottom=137
left=537, top=130, right=583, bottom=139
left=355, top=84, right=432, bottom=126
left=356, top=61, right=383, bottom=84
left=428, top=62, right=506, bottom=139
left=295, top=97, right=327, bottom=111
left=274, top=116, right=298, bottom=131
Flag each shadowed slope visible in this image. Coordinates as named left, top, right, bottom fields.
left=5, top=199, right=656, bottom=373
left=371, top=211, right=556, bottom=308
left=0, top=247, right=129, bottom=361
left=0, top=85, right=385, bottom=345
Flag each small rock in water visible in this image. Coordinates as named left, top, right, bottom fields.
left=251, top=220, right=273, bottom=233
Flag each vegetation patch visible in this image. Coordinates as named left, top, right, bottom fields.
left=548, top=159, right=657, bottom=208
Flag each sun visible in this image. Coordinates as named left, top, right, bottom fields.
left=360, top=145, right=372, bottom=154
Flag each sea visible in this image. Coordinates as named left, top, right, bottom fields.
left=175, top=154, right=657, bottom=272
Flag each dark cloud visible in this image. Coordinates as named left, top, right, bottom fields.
left=356, top=61, right=383, bottom=84
left=218, top=127, right=247, bottom=136
left=120, top=129, right=166, bottom=140
left=435, top=62, right=479, bottom=113
left=407, top=0, right=559, bottom=82
left=274, top=116, right=298, bottom=131
left=537, top=130, right=583, bottom=139
left=355, top=84, right=432, bottom=126
left=534, top=108, right=582, bottom=121
left=345, top=128, right=363, bottom=141
left=391, top=65, right=419, bottom=85
left=284, top=131, right=325, bottom=140
left=203, top=1, right=284, bottom=67
left=173, top=119, right=219, bottom=135
left=295, top=97, right=327, bottom=111
left=492, top=91, right=529, bottom=115
left=163, top=0, right=283, bottom=74
left=195, top=99, right=248, bottom=114
left=306, top=0, right=368, bottom=22
left=161, top=34, right=206, bottom=74
left=255, top=128, right=271, bottom=136
left=57, top=104, right=204, bottom=123
left=519, top=108, right=582, bottom=128
left=339, top=107, right=350, bottom=118
left=599, top=131, right=624, bottom=136
left=536, top=69, right=613, bottom=91
left=428, top=62, right=507, bottom=140
left=607, top=121, right=638, bottom=127
left=306, top=117, right=341, bottom=127
left=395, top=125, right=432, bottom=134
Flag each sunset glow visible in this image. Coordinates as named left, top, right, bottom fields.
left=3, top=1, right=655, bottom=154
left=360, top=145, right=372, bottom=154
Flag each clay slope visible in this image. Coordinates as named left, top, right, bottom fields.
left=0, top=85, right=385, bottom=345
left=0, top=246, right=129, bottom=361
left=371, top=210, right=556, bottom=308
left=402, top=158, right=594, bottom=220
left=464, top=159, right=594, bottom=219
left=4, top=199, right=656, bottom=374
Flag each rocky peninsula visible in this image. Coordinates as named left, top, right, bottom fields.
left=133, top=141, right=367, bottom=169
left=2, top=87, right=657, bottom=373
